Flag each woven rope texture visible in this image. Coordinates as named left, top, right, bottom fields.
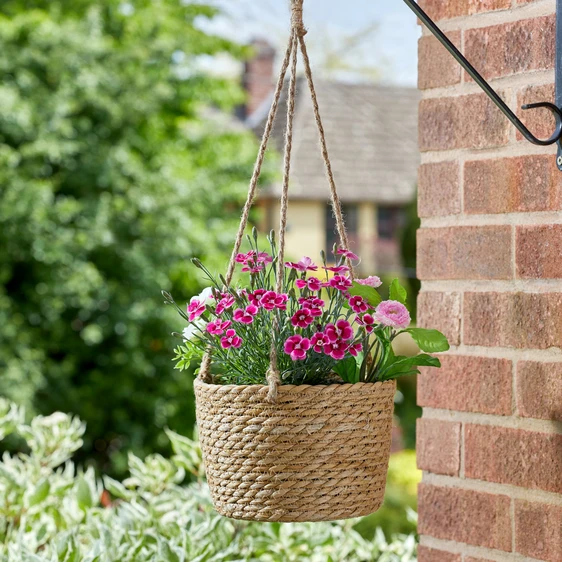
left=194, top=379, right=396, bottom=522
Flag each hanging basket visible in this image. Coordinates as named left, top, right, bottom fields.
left=191, top=0, right=398, bottom=523
left=194, top=379, right=396, bottom=522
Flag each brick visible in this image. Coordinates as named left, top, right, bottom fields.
left=464, top=16, right=555, bottom=82
left=418, top=162, right=461, bottom=218
left=517, top=225, right=562, bottom=278
left=463, top=292, right=562, bottom=348
left=418, top=32, right=461, bottom=90
left=515, top=500, right=562, bottom=561
left=418, top=291, right=461, bottom=346
left=418, top=484, right=512, bottom=551
left=464, top=155, right=562, bottom=214
left=417, top=546, right=461, bottom=562
left=465, top=425, right=562, bottom=493
left=418, top=355, right=512, bottom=415
left=518, top=83, right=557, bottom=143
left=417, top=226, right=512, bottom=280
left=419, top=93, right=510, bottom=152
left=465, top=559, right=495, bottom=562
left=417, top=419, right=461, bottom=476
left=516, top=361, right=562, bottom=421
left=418, top=0, right=510, bottom=21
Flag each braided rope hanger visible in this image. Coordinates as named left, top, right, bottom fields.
left=199, top=0, right=354, bottom=401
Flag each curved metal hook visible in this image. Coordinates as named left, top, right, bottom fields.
left=403, top=0, right=562, bottom=148
left=520, top=102, right=562, bottom=146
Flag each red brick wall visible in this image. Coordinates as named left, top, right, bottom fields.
left=416, top=1, right=562, bottom=561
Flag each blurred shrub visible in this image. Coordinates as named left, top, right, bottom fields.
left=354, top=449, right=420, bottom=539
left=0, top=399, right=417, bottom=562
left=0, top=2, right=268, bottom=473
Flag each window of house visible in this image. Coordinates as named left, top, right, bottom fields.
left=325, top=203, right=358, bottom=255
left=377, top=206, right=404, bottom=240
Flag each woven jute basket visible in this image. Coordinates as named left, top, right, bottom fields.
left=194, top=378, right=396, bottom=522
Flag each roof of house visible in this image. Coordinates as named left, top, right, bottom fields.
left=247, top=79, right=420, bottom=204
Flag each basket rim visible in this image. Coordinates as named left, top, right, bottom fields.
left=193, top=378, right=396, bottom=392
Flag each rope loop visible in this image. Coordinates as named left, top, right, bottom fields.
left=199, top=0, right=354, bottom=403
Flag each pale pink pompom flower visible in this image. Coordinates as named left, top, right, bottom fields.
left=356, top=276, right=382, bottom=288
left=374, top=300, right=411, bottom=329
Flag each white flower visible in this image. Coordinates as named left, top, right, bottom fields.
left=182, top=318, right=206, bottom=341
left=190, top=287, right=215, bottom=307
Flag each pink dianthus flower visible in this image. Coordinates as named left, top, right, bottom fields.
left=284, top=335, right=311, bottom=361
left=221, top=329, right=242, bottom=349
left=325, top=319, right=353, bottom=342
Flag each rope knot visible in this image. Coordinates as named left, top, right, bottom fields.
left=266, top=367, right=281, bottom=403
left=290, top=0, right=307, bottom=36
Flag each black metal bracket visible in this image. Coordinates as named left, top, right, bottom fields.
left=403, top=0, right=562, bottom=170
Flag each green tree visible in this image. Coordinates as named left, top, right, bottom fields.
left=0, top=1, right=262, bottom=473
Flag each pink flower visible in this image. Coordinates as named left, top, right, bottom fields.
left=221, top=329, right=242, bottom=349
left=187, top=299, right=206, bottom=321
left=325, top=319, right=353, bottom=342
left=284, top=335, right=311, bottom=361
left=291, top=308, right=314, bottom=328
left=324, top=339, right=348, bottom=360
left=242, top=264, right=263, bottom=274
left=299, top=296, right=325, bottom=308
left=329, top=275, right=352, bottom=291
left=348, top=295, right=369, bottom=314
left=248, top=289, right=266, bottom=307
left=348, top=342, right=363, bottom=357
left=206, top=319, right=232, bottom=335
left=236, top=251, right=272, bottom=273
left=299, top=296, right=324, bottom=317
left=356, top=313, right=375, bottom=333
left=374, top=300, right=411, bottom=329
left=215, top=295, right=235, bottom=315
left=356, top=276, right=382, bottom=288
left=261, top=291, right=288, bottom=310
left=310, top=331, right=330, bottom=353
left=323, top=265, right=350, bottom=273
left=285, top=256, right=318, bottom=272
left=336, top=248, right=359, bottom=261
left=236, top=251, right=272, bottom=265
left=233, top=305, right=258, bottom=324
left=295, top=277, right=322, bottom=291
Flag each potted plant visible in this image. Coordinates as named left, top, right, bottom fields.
left=164, top=231, right=448, bottom=522
left=164, top=0, right=448, bottom=522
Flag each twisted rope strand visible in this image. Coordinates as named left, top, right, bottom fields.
left=224, top=35, right=296, bottom=287
left=198, top=33, right=296, bottom=383
left=297, top=34, right=355, bottom=279
left=266, top=30, right=299, bottom=401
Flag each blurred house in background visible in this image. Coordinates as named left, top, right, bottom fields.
left=241, top=40, right=419, bottom=276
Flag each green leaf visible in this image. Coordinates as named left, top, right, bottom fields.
left=103, top=476, right=132, bottom=501
left=332, top=355, right=360, bottom=383
left=389, top=278, right=407, bottom=304
left=76, top=477, right=92, bottom=510
left=379, top=354, right=441, bottom=381
left=405, top=328, right=450, bottom=353
left=26, top=479, right=50, bottom=508
left=348, top=282, right=382, bottom=308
